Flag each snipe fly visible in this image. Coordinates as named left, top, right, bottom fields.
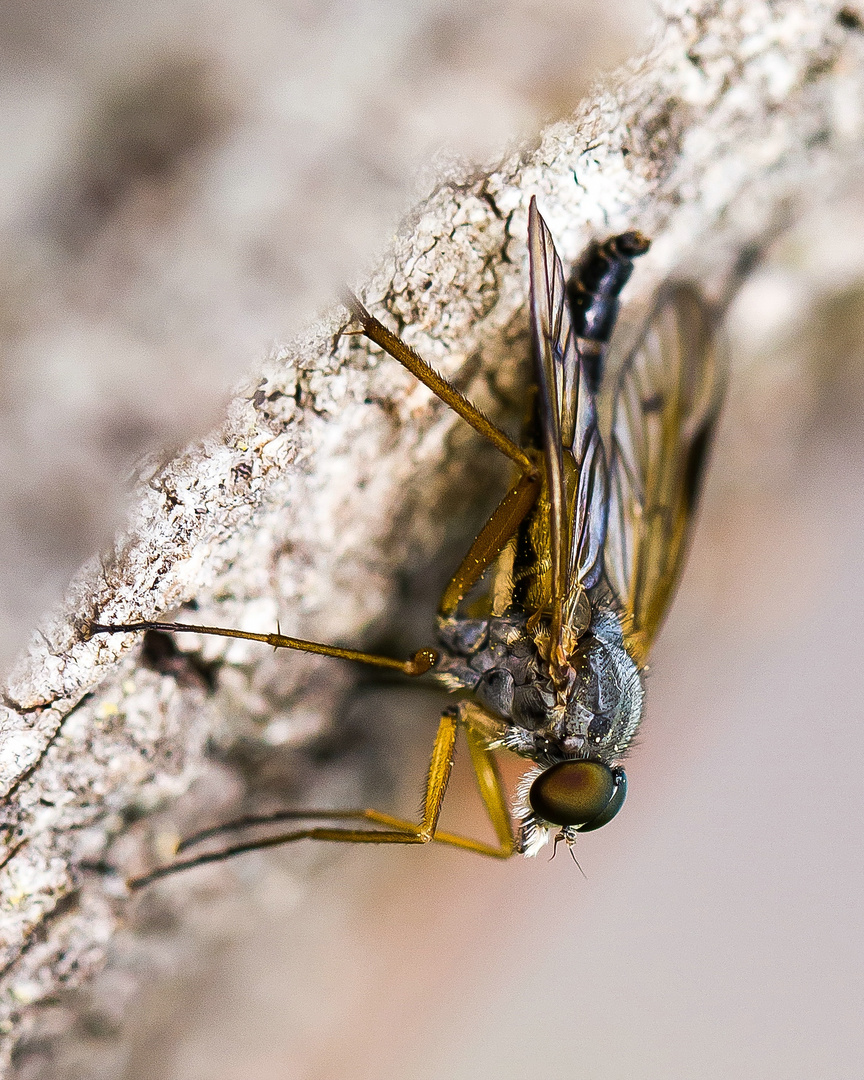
left=89, top=196, right=722, bottom=883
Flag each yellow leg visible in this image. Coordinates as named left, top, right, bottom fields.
left=345, top=292, right=537, bottom=479
left=87, top=619, right=437, bottom=676
left=438, top=470, right=541, bottom=616
left=349, top=293, right=542, bottom=619
left=465, top=726, right=515, bottom=851
left=128, top=704, right=516, bottom=889
left=90, top=296, right=540, bottom=666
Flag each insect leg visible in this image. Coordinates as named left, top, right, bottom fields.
left=176, top=707, right=515, bottom=858
left=86, top=621, right=438, bottom=677
left=438, top=470, right=540, bottom=616
left=464, top=724, right=515, bottom=852
left=345, top=293, right=536, bottom=479
left=126, top=705, right=515, bottom=888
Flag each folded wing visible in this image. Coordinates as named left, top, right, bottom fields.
left=528, top=199, right=608, bottom=652
left=605, top=284, right=722, bottom=667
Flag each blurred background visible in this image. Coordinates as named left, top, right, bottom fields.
left=3, top=1, right=864, bottom=1078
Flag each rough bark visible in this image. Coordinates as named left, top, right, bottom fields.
left=1, top=0, right=863, bottom=1070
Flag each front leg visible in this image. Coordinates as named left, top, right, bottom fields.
left=126, top=703, right=516, bottom=889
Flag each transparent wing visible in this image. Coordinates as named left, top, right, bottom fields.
left=528, top=199, right=608, bottom=644
left=605, top=283, right=722, bottom=667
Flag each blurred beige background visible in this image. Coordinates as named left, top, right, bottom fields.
left=3, top=2, right=864, bottom=1079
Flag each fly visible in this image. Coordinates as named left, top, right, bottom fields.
left=88, top=196, right=722, bottom=884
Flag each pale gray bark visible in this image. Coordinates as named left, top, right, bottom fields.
left=1, top=0, right=863, bottom=1071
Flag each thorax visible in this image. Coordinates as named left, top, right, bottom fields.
left=435, top=605, right=644, bottom=766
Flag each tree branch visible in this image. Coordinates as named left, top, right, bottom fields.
left=1, top=0, right=863, bottom=1068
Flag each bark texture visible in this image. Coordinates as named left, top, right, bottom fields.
left=1, top=0, right=863, bottom=1070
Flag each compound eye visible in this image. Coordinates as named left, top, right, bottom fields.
left=529, top=761, right=627, bottom=831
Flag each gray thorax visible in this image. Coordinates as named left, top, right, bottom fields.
left=435, top=608, right=644, bottom=765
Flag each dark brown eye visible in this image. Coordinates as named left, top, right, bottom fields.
left=529, top=761, right=627, bottom=831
